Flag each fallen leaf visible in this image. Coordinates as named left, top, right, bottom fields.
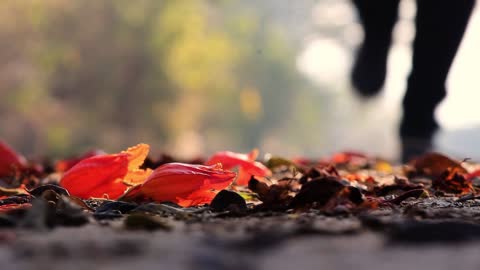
left=433, top=167, right=473, bottom=194
left=290, top=177, right=346, bottom=208
left=248, top=177, right=292, bottom=207
left=299, top=165, right=340, bottom=184
left=374, top=177, right=424, bottom=196
left=410, top=152, right=467, bottom=179
left=383, top=189, right=427, bottom=205
left=28, top=184, right=70, bottom=197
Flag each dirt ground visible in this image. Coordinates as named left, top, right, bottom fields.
left=3, top=196, right=480, bottom=270
left=3, top=227, right=480, bottom=270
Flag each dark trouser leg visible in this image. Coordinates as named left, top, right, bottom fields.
left=351, top=0, right=400, bottom=96
left=401, top=0, right=475, bottom=161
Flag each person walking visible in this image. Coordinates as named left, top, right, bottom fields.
left=351, top=0, right=476, bottom=161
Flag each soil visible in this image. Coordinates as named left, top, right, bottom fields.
left=2, top=196, right=480, bottom=270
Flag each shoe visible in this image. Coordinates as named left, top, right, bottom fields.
left=351, top=40, right=390, bottom=97
left=399, top=109, right=439, bottom=163
left=400, top=136, right=435, bottom=163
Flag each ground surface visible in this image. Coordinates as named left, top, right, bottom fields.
left=3, top=196, right=480, bottom=270
left=3, top=151, right=480, bottom=270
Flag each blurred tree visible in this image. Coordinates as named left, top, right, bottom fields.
left=0, top=0, right=321, bottom=157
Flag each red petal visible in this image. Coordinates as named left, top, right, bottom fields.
left=206, top=150, right=271, bottom=185
left=55, top=150, right=105, bottom=172
left=240, top=160, right=271, bottom=177
left=121, top=143, right=150, bottom=171
left=85, top=178, right=128, bottom=199
left=0, top=140, right=27, bottom=177
left=206, top=151, right=253, bottom=169
left=60, top=154, right=129, bottom=199
left=176, top=189, right=217, bottom=207
left=466, top=169, right=480, bottom=180
left=330, top=151, right=368, bottom=164
left=236, top=167, right=253, bottom=186
left=132, top=163, right=236, bottom=206
left=122, top=143, right=152, bottom=186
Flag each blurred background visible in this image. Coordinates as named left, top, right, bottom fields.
left=0, top=0, right=479, bottom=161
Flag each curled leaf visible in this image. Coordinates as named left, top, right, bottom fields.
left=410, top=152, right=467, bottom=179
left=248, top=177, right=292, bottom=207
left=290, top=177, right=346, bottom=208
left=433, top=167, right=473, bottom=195
left=383, top=189, right=427, bottom=205
left=123, top=163, right=236, bottom=207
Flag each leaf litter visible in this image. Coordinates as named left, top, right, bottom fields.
left=2, top=140, right=480, bottom=245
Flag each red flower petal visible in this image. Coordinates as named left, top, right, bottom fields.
left=329, top=151, right=368, bottom=165
left=59, top=144, right=151, bottom=200
left=0, top=140, right=27, bottom=177
left=126, top=163, right=236, bottom=207
left=206, top=150, right=256, bottom=169
left=55, top=150, right=105, bottom=173
left=60, top=154, right=130, bottom=199
left=235, top=167, right=252, bottom=186
left=466, top=169, right=480, bottom=180
left=121, top=144, right=153, bottom=186
left=175, top=189, right=218, bottom=207
left=122, top=143, right=150, bottom=171
left=206, top=150, right=271, bottom=186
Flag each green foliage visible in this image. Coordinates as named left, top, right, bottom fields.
left=0, top=0, right=321, bottom=157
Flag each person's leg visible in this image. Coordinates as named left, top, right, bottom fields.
left=351, top=0, right=400, bottom=97
left=401, top=0, right=475, bottom=161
